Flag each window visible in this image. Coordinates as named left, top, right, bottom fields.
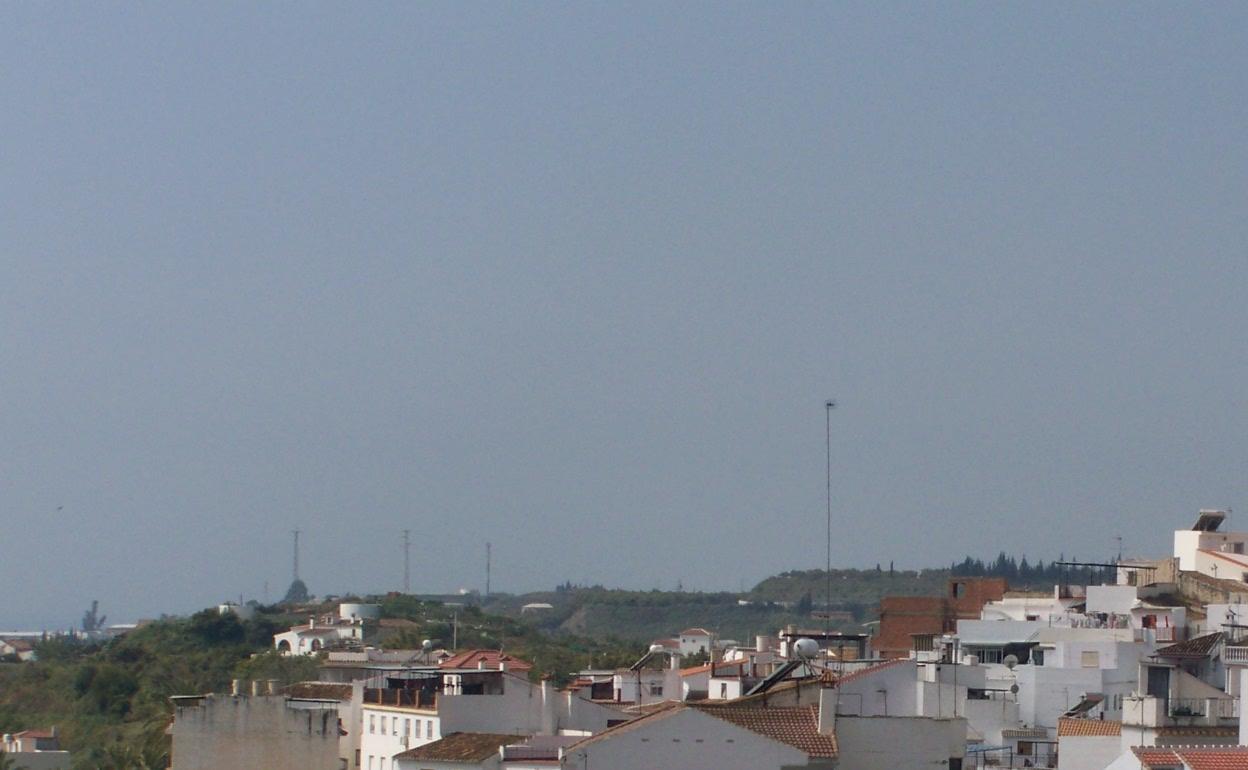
left=379, top=760, right=385, bottom=770
left=948, top=760, right=962, bottom=770
left=952, top=583, right=966, bottom=599
left=649, top=684, right=664, bottom=696
left=426, top=720, right=433, bottom=738
left=1081, top=650, right=1100, bottom=668
left=975, top=648, right=1004, bottom=664
left=720, top=683, right=728, bottom=699
left=1018, top=741, right=1034, bottom=756
left=369, top=715, right=375, bottom=734
left=368, top=756, right=374, bottom=770
left=1033, top=650, right=1045, bottom=666
left=380, top=716, right=387, bottom=734
left=392, top=718, right=397, bottom=736
left=355, top=750, right=360, bottom=767
left=404, top=719, right=410, bottom=737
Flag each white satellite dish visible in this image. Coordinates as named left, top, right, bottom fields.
left=1004, top=654, right=1019, bottom=670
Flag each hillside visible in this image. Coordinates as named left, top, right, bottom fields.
left=0, top=600, right=642, bottom=770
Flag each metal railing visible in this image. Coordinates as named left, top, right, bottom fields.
left=1167, top=697, right=1239, bottom=719
left=363, top=688, right=437, bottom=709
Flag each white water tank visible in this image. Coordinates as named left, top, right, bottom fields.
left=339, top=603, right=381, bottom=622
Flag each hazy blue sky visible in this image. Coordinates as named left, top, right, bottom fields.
left=2, top=3, right=1246, bottom=629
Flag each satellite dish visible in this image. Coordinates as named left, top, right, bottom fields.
left=422, top=639, right=433, bottom=652
left=1010, top=683, right=1020, bottom=694
left=793, top=638, right=820, bottom=661
left=1004, top=654, right=1019, bottom=670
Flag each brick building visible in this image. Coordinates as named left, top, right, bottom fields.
left=875, top=577, right=1008, bottom=659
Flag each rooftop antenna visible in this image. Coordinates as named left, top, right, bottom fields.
left=486, top=542, right=492, bottom=597
left=1115, top=535, right=1123, bottom=564
left=403, top=529, right=411, bottom=593
left=291, top=529, right=301, bottom=581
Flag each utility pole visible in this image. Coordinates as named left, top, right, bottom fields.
left=403, top=529, right=411, bottom=593
left=485, top=542, right=492, bottom=597
left=292, top=529, right=301, bottom=581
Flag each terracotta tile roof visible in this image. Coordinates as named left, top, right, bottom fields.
left=680, top=628, right=713, bottom=636
left=1057, top=717, right=1121, bottom=737
left=12, top=730, right=56, bottom=739
left=438, top=649, right=533, bottom=672
left=1154, top=632, right=1223, bottom=659
left=691, top=704, right=838, bottom=759
left=1134, top=747, right=1248, bottom=769
left=282, top=682, right=354, bottom=701
left=1181, top=748, right=1248, bottom=770
left=1134, top=747, right=1182, bottom=767
left=394, top=732, right=517, bottom=762
left=682, top=659, right=754, bottom=678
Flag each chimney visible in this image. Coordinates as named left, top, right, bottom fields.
left=499, top=658, right=507, bottom=672
left=818, top=683, right=837, bottom=735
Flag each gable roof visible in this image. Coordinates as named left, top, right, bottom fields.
left=1057, top=717, right=1120, bottom=737
left=569, top=701, right=836, bottom=760
left=438, top=649, right=533, bottom=672
left=1154, top=632, right=1223, bottom=659
left=680, top=628, right=713, bottom=636
left=394, top=732, right=517, bottom=762
left=691, top=704, right=837, bottom=758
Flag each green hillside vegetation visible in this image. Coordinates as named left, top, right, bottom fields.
left=0, top=600, right=642, bottom=770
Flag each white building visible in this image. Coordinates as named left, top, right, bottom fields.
left=1174, top=509, right=1248, bottom=577
left=274, top=613, right=364, bottom=656
left=1, top=729, right=70, bottom=770
left=677, top=628, right=712, bottom=656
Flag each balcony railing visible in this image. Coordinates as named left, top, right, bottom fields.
left=363, top=688, right=437, bottom=709
left=1226, top=646, right=1248, bottom=665
left=1167, top=697, right=1238, bottom=720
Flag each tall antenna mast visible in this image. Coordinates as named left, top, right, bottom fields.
left=292, top=529, right=301, bottom=581
left=825, top=400, right=835, bottom=641
left=486, top=542, right=492, bottom=597
left=403, top=529, right=411, bottom=593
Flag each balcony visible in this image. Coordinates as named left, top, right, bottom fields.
left=1225, top=646, right=1248, bottom=665
left=363, top=688, right=437, bottom=710
left=1123, top=696, right=1238, bottom=726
